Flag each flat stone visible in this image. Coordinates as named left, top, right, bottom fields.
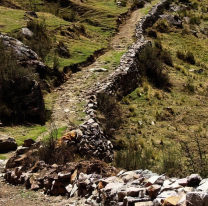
left=135, top=202, right=153, bottom=206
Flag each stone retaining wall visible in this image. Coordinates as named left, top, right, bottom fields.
left=77, top=0, right=171, bottom=162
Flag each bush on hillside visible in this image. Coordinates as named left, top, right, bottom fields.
left=131, top=0, right=145, bottom=10
left=138, top=44, right=170, bottom=88
left=38, top=124, right=75, bottom=165
left=26, top=20, right=52, bottom=62
left=161, top=49, right=173, bottom=66
left=97, top=93, right=122, bottom=137
left=186, top=50, right=195, bottom=64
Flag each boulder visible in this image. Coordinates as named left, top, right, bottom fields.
left=22, top=138, right=35, bottom=148
left=147, top=184, right=161, bottom=199
left=186, top=192, right=208, bottom=206
left=187, top=174, right=202, bottom=187
left=22, top=28, right=34, bottom=38
left=159, top=14, right=182, bottom=27
left=0, top=135, right=17, bottom=152
left=0, top=34, right=46, bottom=125
left=25, top=11, right=38, bottom=18
left=123, top=196, right=151, bottom=206
left=16, top=146, right=30, bottom=155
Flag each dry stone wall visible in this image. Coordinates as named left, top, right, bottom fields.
left=76, top=0, right=171, bottom=162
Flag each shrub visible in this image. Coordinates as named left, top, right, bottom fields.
left=161, top=49, right=173, bottom=66
left=138, top=45, right=170, bottom=88
left=114, top=138, right=155, bottom=170
left=38, top=123, right=75, bottom=165
left=154, top=19, right=170, bottom=33
left=131, top=0, right=145, bottom=10
left=26, top=20, right=52, bottom=62
left=154, top=91, right=162, bottom=100
left=97, top=93, right=122, bottom=137
left=190, top=16, right=201, bottom=25
left=154, top=39, right=162, bottom=50
left=186, top=51, right=195, bottom=65
left=62, top=10, right=76, bottom=22
left=176, top=50, right=186, bottom=61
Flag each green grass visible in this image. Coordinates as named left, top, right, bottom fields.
left=0, top=155, right=6, bottom=160
left=0, top=125, right=47, bottom=146
left=114, top=0, right=208, bottom=176
left=140, top=0, right=161, bottom=15
left=0, top=6, right=25, bottom=33
left=56, top=126, right=68, bottom=139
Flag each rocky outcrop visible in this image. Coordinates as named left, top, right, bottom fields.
left=0, top=33, right=45, bottom=74
left=4, top=163, right=208, bottom=206
left=0, top=135, right=17, bottom=152
left=0, top=34, right=46, bottom=124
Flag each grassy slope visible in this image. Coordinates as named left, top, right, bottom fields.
left=114, top=0, right=208, bottom=175
left=0, top=0, right=131, bottom=143
left=0, top=0, right=131, bottom=69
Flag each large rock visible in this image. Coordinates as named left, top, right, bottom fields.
left=159, top=14, right=182, bottom=27
left=0, top=34, right=46, bottom=125
left=0, top=135, right=17, bottom=151
left=186, top=192, right=208, bottom=206
left=187, top=174, right=202, bottom=187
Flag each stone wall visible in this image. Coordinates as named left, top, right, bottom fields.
left=75, top=0, right=171, bottom=162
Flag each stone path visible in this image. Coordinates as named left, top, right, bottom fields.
left=51, top=7, right=147, bottom=129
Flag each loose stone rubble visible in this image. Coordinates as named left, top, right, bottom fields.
left=4, top=162, right=208, bottom=206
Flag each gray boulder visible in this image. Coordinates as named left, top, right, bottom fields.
left=0, top=135, right=17, bottom=151
left=22, top=28, right=34, bottom=38
left=159, top=14, right=182, bottom=27
left=186, top=192, right=208, bottom=206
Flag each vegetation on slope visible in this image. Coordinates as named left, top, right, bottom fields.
left=113, top=0, right=208, bottom=177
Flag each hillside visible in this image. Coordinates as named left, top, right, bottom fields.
left=1, top=0, right=208, bottom=205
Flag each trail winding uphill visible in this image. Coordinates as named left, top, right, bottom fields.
left=51, top=7, right=148, bottom=129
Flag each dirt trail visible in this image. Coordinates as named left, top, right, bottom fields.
left=0, top=7, right=148, bottom=206
left=51, top=8, right=146, bottom=129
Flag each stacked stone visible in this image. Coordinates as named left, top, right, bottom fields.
left=73, top=0, right=171, bottom=163
left=4, top=164, right=208, bottom=206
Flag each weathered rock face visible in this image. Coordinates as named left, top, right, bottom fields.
left=0, top=135, right=17, bottom=152
left=0, top=34, right=46, bottom=125
left=0, top=33, right=45, bottom=73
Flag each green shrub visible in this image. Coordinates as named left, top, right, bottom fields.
left=26, top=20, right=52, bottom=62
left=154, top=19, right=170, bottom=33
left=154, top=39, right=162, bottom=50
left=186, top=51, right=195, bottom=65
left=138, top=45, right=170, bottom=88
left=97, top=93, right=122, bottom=137
left=176, top=50, right=186, bottom=61
left=131, top=0, right=145, bottom=10
left=114, top=138, right=155, bottom=170
left=190, top=16, right=201, bottom=25
left=161, top=49, right=173, bottom=66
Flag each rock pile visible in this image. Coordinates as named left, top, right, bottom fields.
left=4, top=163, right=208, bottom=206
